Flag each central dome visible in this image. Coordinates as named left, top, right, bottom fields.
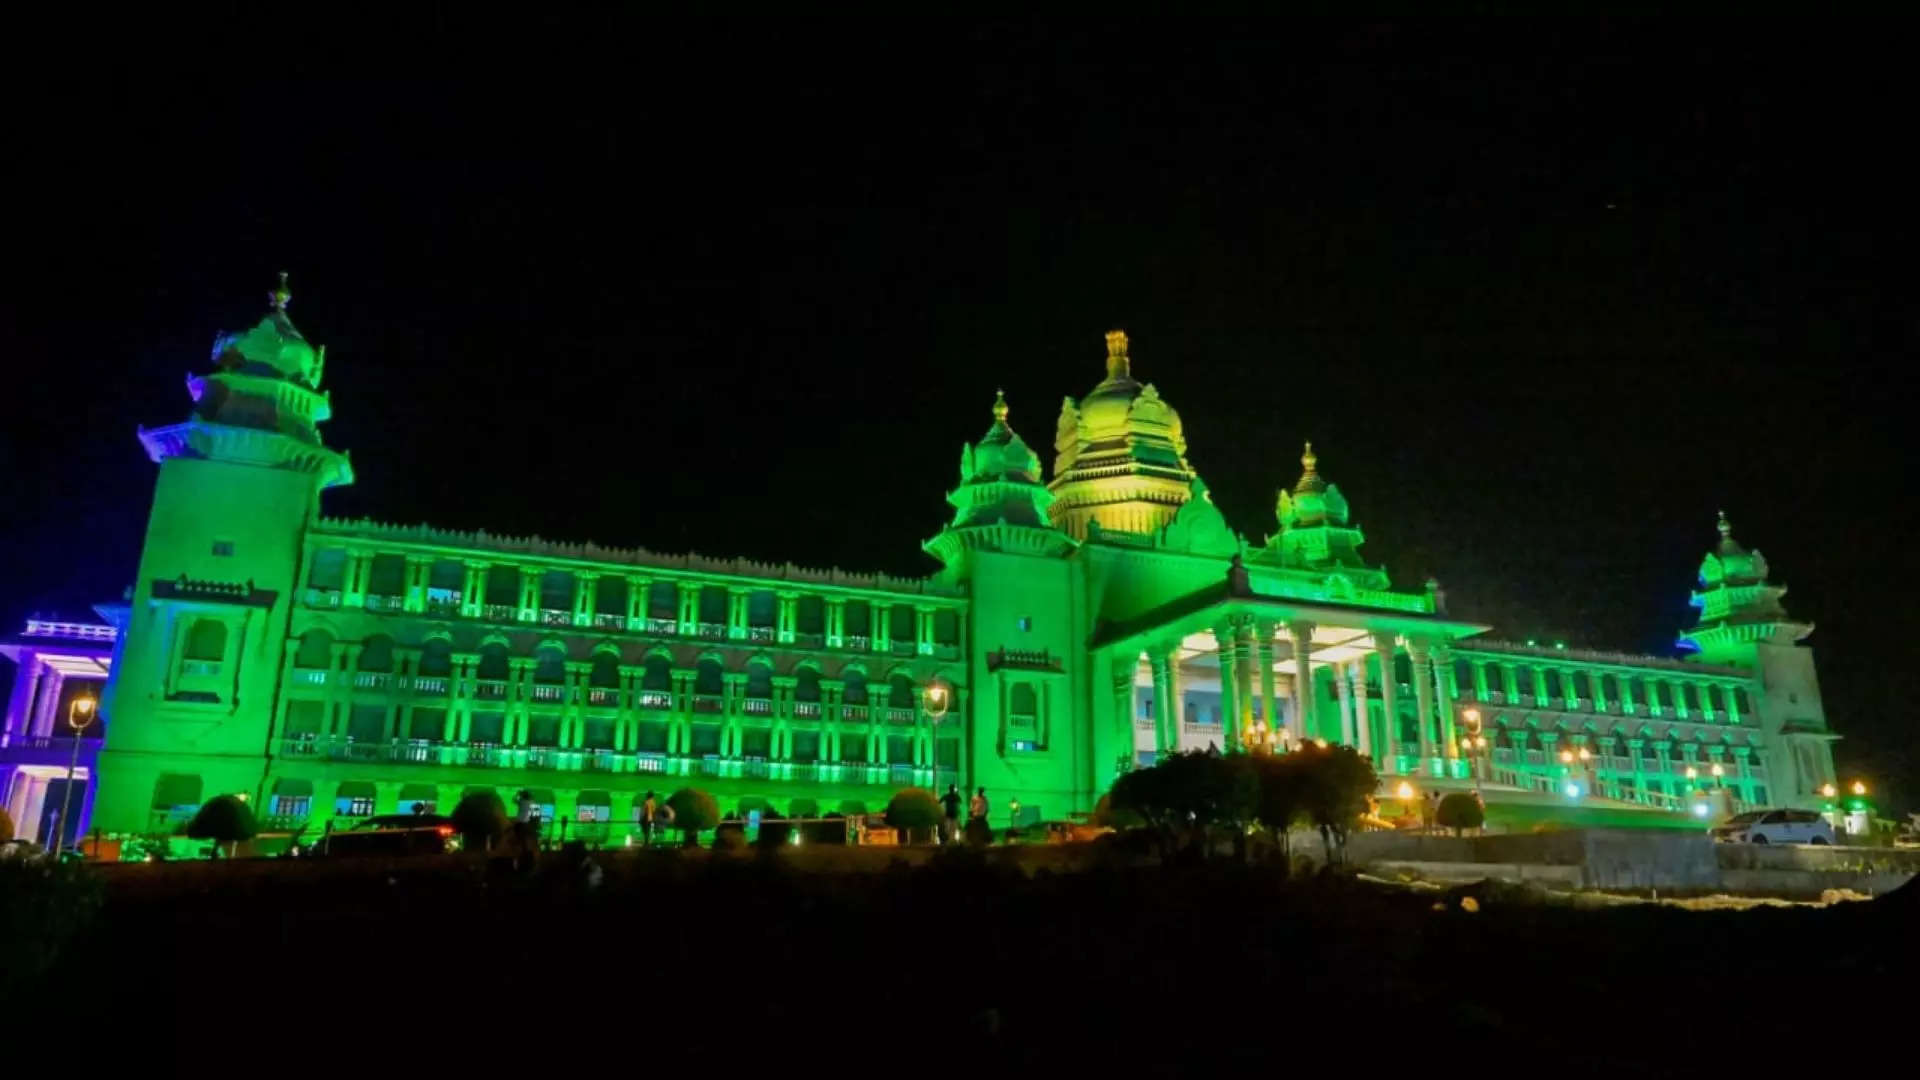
left=1048, top=330, right=1197, bottom=540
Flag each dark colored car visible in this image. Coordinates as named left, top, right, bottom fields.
left=314, top=814, right=457, bottom=857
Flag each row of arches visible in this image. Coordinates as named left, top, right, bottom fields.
left=293, top=628, right=941, bottom=705
left=306, top=549, right=961, bottom=641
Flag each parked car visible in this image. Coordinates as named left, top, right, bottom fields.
left=1711, top=808, right=1835, bottom=845
left=313, top=814, right=457, bottom=857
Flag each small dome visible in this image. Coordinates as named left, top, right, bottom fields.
left=965, top=389, right=1041, bottom=484
left=211, top=273, right=320, bottom=387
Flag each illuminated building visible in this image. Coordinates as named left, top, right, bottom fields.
left=1, top=616, right=117, bottom=847
left=73, top=280, right=1837, bottom=842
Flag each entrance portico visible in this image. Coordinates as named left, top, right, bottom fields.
left=1096, top=578, right=1488, bottom=779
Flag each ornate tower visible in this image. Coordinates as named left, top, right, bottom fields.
left=924, top=389, right=1076, bottom=574
left=1679, top=511, right=1833, bottom=804
left=1679, top=510, right=1808, bottom=666
left=1047, top=330, right=1197, bottom=540
left=927, top=391, right=1080, bottom=826
left=96, top=275, right=352, bottom=832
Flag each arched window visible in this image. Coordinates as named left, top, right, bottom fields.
left=358, top=634, right=395, bottom=673
left=794, top=666, right=821, bottom=703
left=419, top=638, right=453, bottom=677
left=295, top=629, right=334, bottom=669
left=842, top=670, right=868, bottom=705
left=888, top=673, right=916, bottom=710
left=695, top=658, right=724, bottom=697
left=589, top=652, right=621, bottom=689
left=184, top=618, right=227, bottom=662
left=641, top=655, right=672, bottom=693
left=477, top=642, right=511, bottom=681
left=746, top=661, right=773, bottom=700
left=534, top=645, right=567, bottom=684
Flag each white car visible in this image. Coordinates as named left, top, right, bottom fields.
left=1711, top=808, right=1835, bottom=845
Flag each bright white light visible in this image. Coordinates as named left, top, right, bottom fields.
left=1692, top=803, right=1710, bottom=817
left=1563, top=783, right=1580, bottom=799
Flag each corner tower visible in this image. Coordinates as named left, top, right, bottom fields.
left=927, top=392, right=1081, bottom=827
left=97, top=275, right=352, bottom=832
left=1679, top=511, right=1834, bottom=804
left=1047, top=330, right=1197, bottom=540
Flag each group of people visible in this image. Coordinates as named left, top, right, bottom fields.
left=938, top=784, right=992, bottom=844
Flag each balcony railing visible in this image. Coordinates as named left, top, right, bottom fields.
left=744, top=698, right=772, bottom=716
left=646, top=617, right=677, bottom=634
left=541, top=609, right=572, bottom=626
left=365, top=594, right=403, bottom=612
left=797, top=633, right=824, bottom=649
left=305, top=587, right=342, bottom=609
left=474, top=679, right=508, bottom=701
left=353, top=672, right=392, bottom=690
left=412, top=676, right=449, bottom=695
left=749, top=626, right=774, bottom=643
left=846, top=635, right=870, bottom=651
left=532, top=684, right=565, bottom=703
left=638, top=690, right=672, bottom=710
left=483, top=603, right=517, bottom=622
left=587, top=688, right=619, bottom=707
left=696, top=622, right=726, bottom=640
left=692, top=694, right=723, bottom=714
left=794, top=702, right=821, bottom=718
left=594, top=613, right=624, bottom=629
left=181, top=659, right=222, bottom=677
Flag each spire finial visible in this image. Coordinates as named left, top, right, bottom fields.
left=1105, top=329, right=1131, bottom=380
left=270, top=271, right=291, bottom=312
left=1293, top=441, right=1327, bottom=494
left=992, top=388, right=1008, bottom=424
left=1716, top=509, right=1732, bottom=539
left=1301, top=441, right=1317, bottom=476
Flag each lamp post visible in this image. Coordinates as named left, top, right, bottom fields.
left=54, top=694, right=97, bottom=859
left=924, top=680, right=950, bottom=843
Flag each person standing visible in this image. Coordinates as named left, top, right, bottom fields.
left=969, top=787, right=988, bottom=824
left=640, top=790, right=658, bottom=847
left=939, top=784, right=963, bottom=844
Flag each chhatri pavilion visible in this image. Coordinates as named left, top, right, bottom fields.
left=1, top=281, right=1839, bottom=844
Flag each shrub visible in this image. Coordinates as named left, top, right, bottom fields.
left=884, top=788, right=942, bottom=841
left=1436, top=793, right=1485, bottom=836
left=712, top=822, right=748, bottom=851
left=451, top=791, right=508, bottom=851
left=667, top=788, right=720, bottom=847
left=186, top=795, right=258, bottom=858
left=790, top=798, right=820, bottom=819
left=1091, top=793, right=1143, bottom=830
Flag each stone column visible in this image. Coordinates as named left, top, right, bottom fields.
left=1213, top=623, right=1242, bottom=754
left=1501, top=663, right=1519, bottom=701
left=677, top=584, right=701, bottom=637
left=517, top=568, right=541, bottom=623
left=1150, top=651, right=1174, bottom=756
left=1408, top=640, right=1436, bottom=772
left=626, top=576, right=650, bottom=631
left=403, top=555, right=430, bottom=613
left=1334, top=661, right=1355, bottom=746
left=825, top=599, right=846, bottom=648
left=915, top=607, right=934, bottom=655
left=1287, top=621, right=1316, bottom=744
left=727, top=587, right=749, bottom=640
left=469, top=563, right=492, bottom=618
left=1351, top=656, right=1373, bottom=758
left=1255, top=628, right=1278, bottom=744
left=777, top=593, right=799, bottom=644
left=564, top=661, right=591, bottom=747
left=872, top=602, right=892, bottom=653
left=1371, top=633, right=1402, bottom=772
left=1471, top=660, right=1490, bottom=703
left=1432, top=644, right=1458, bottom=765
left=343, top=550, right=371, bottom=608
left=575, top=572, right=599, bottom=628
left=508, top=658, right=535, bottom=745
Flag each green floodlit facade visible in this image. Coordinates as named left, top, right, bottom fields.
left=86, top=288, right=1840, bottom=840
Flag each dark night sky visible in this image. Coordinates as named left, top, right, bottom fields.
left=3, top=20, right=1913, bottom=809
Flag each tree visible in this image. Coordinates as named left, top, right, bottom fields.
left=1294, top=744, right=1380, bottom=863
left=186, top=795, right=257, bottom=859
left=451, top=791, right=508, bottom=852
left=884, top=788, right=942, bottom=844
left=666, top=788, right=719, bottom=847
left=1250, top=753, right=1308, bottom=863
left=1436, top=792, right=1485, bottom=837
left=1110, top=749, right=1257, bottom=860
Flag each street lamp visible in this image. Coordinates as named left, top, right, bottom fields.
left=1820, top=782, right=1837, bottom=798
left=54, top=694, right=97, bottom=858
left=1851, top=780, right=1867, bottom=797
left=923, top=680, right=950, bottom=843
